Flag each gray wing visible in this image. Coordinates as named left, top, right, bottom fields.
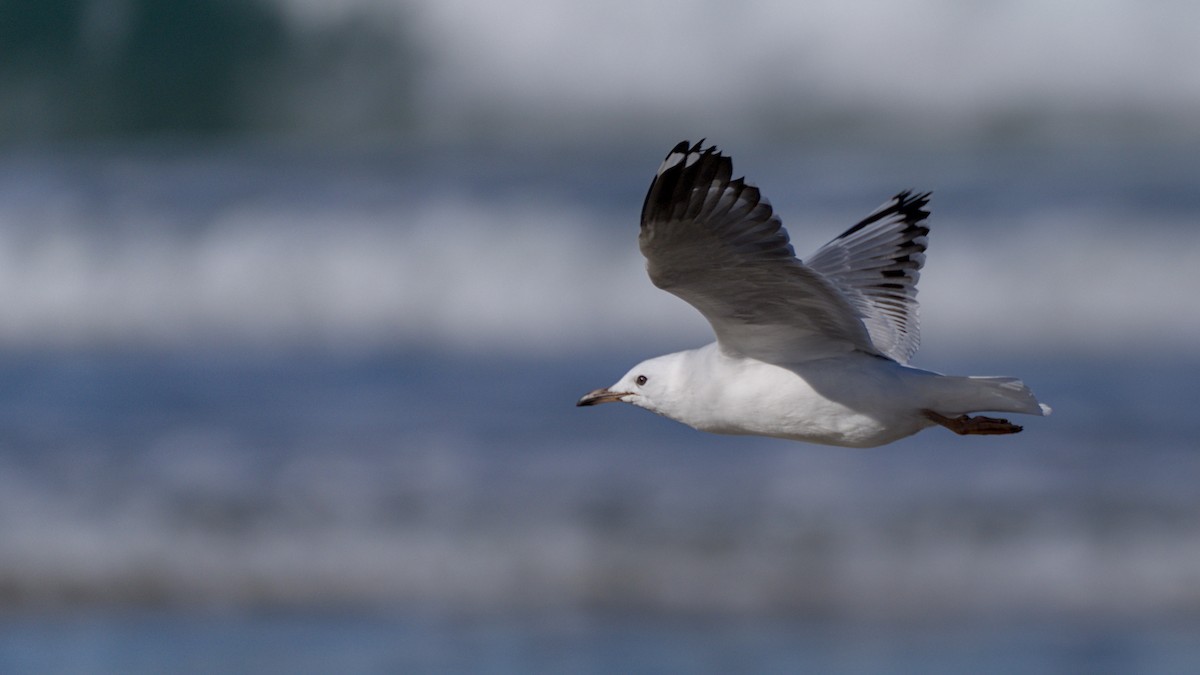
left=805, top=191, right=931, bottom=364
left=639, top=141, right=881, bottom=363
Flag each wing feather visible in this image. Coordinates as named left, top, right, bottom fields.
left=806, top=191, right=931, bottom=363
left=639, top=141, right=881, bottom=363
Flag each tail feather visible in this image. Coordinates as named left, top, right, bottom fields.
left=934, top=375, right=1050, bottom=417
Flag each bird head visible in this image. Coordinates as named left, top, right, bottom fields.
left=576, top=355, right=678, bottom=412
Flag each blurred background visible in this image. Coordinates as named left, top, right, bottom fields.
left=1, top=0, right=1199, bottom=673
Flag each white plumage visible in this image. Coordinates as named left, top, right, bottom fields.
left=578, top=141, right=1049, bottom=447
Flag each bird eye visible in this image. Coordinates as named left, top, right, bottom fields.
left=636, top=375, right=648, bottom=386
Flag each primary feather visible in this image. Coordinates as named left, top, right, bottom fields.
left=806, top=191, right=931, bottom=363
left=639, top=140, right=882, bottom=363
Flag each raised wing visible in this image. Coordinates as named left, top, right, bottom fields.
left=639, top=141, right=881, bottom=363
left=805, top=191, right=931, bottom=363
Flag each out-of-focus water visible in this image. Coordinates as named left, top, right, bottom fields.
left=1, top=142, right=1197, bottom=354
left=0, top=143, right=1197, bottom=673
left=9, top=0, right=1200, bottom=146
left=4, top=611, right=1200, bottom=675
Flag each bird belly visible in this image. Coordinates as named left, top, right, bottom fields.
left=681, top=353, right=930, bottom=448
left=695, top=391, right=918, bottom=448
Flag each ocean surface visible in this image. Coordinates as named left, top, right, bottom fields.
left=0, top=142, right=1197, bottom=673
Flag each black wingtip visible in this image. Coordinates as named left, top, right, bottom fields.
left=668, top=139, right=713, bottom=157
left=892, top=190, right=933, bottom=225
left=836, top=190, right=932, bottom=240
left=895, top=189, right=932, bottom=208
left=644, top=139, right=735, bottom=225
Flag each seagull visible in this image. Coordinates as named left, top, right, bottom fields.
left=577, top=140, right=1050, bottom=447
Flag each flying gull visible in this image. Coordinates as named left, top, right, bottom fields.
left=578, top=140, right=1050, bottom=447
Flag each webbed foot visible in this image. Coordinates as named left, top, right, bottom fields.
left=923, top=410, right=1023, bottom=435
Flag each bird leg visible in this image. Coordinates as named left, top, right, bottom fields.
left=923, top=410, right=1023, bottom=435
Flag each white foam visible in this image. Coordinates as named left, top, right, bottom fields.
left=919, top=212, right=1200, bottom=357
left=0, top=192, right=1195, bottom=357
left=2, top=438, right=1199, bottom=615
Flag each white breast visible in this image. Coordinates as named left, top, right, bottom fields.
left=663, top=344, right=932, bottom=447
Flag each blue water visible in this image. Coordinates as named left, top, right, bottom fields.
left=0, top=143, right=1197, bottom=672
left=3, top=610, right=1200, bottom=675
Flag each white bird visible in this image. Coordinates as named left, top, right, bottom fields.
left=578, top=140, right=1050, bottom=447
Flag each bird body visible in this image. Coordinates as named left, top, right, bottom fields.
left=603, top=343, right=1046, bottom=448
left=578, top=141, right=1049, bottom=447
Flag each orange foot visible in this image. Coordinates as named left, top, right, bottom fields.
left=923, top=410, right=1023, bottom=435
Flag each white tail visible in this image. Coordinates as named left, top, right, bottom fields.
left=933, top=375, right=1052, bottom=417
